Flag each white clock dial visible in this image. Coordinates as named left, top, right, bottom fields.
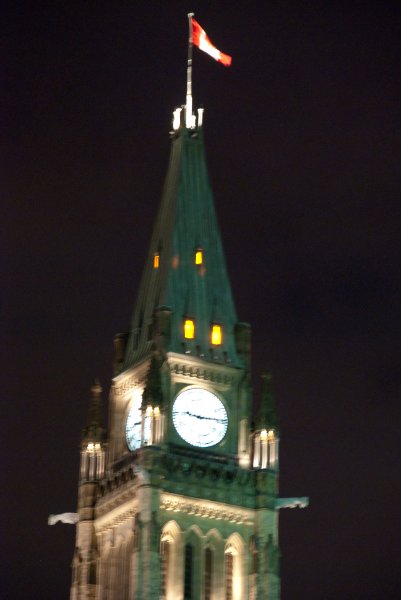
left=126, top=394, right=142, bottom=451
left=172, top=387, right=228, bottom=448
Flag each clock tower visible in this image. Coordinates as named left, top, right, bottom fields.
left=70, top=91, right=306, bottom=599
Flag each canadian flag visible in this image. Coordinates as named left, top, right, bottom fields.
left=191, top=18, right=232, bottom=66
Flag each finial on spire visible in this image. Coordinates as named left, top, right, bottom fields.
left=186, top=13, right=195, bottom=129
left=172, top=15, right=232, bottom=131
left=172, top=13, right=202, bottom=131
left=256, top=371, right=279, bottom=430
left=83, top=379, right=104, bottom=442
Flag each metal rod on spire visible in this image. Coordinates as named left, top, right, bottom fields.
left=186, top=13, right=194, bottom=128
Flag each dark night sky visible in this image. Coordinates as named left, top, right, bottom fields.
left=3, top=2, right=401, bottom=598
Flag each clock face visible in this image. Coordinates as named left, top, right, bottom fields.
left=172, top=387, right=228, bottom=448
left=126, top=394, right=142, bottom=451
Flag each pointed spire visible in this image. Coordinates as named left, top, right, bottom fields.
left=123, top=111, right=240, bottom=369
left=82, top=379, right=104, bottom=443
left=256, top=371, right=279, bottom=430
left=122, top=16, right=238, bottom=369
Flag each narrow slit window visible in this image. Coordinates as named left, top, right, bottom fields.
left=160, top=539, right=170, bottom=599
left=225, top=553, right=233, bottom=600
left=153, top=253, right=160, bottom=269
left=184, top=544, right=193, bottom=599
left=184, top=319, right=195, bottom=339
left=195, top=249, right=203, bottom=265
left=205, top=548, right=213, bottom=600
left=211, top=324, right=222, bottom=345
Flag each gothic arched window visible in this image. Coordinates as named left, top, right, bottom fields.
left=252, top=429, right=279, bottom=469
left=224, top=533, right=245, bottom=600
left=160, top=521, right=182, bottom=600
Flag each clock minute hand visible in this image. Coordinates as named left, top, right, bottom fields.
left=183, top=411, right=225, bottom=423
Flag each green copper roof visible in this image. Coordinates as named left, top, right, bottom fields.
left=123, top=119, right=240, bottom=369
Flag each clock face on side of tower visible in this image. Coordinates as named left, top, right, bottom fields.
left=126, top=394, right=142, bottom=451
left=172, top=387, right=228, bottom=448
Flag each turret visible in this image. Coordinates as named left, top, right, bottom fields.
left=253, top=371, right=279, bottom=470
left=70, top=381, right=105, bottom=600
left=80, top=380, right=105, bottom=484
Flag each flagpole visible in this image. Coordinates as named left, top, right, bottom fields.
left=186, top=13, right=194, bottom=128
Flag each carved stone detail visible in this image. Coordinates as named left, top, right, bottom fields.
left=160, top=493, right=254, bottom=525
left=114, top=372, right=147, bottom=398
left=96, top=480, right=137, bottom=519
left=95, top=507, right=136, bottom=534
left=169, top=362, right=233, bottom=385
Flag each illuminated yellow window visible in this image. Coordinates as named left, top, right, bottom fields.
left=184, top=319, right=195, bottom=339
left=195, top=249, right=203, bottom=265
left=153, top=254, right=160, bottom=269
left=211, top=324, right=222, bottom=345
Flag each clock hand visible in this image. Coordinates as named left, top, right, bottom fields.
left=182, top=411, right=226, bottom=423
